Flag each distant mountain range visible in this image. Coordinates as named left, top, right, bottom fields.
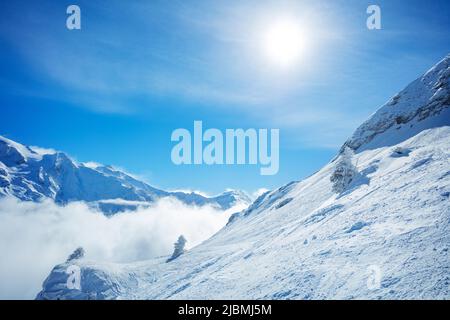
left=0, top=136, right=252, bottom=214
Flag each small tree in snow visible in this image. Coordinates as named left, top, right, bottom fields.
left=66, top=247, right=85, bottom=262
left=330, top=147, right=359, bottom=194
left=167, top=235, right=187, bottom=262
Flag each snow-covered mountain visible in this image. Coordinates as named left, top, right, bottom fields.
left=0, top=137, right=251, bottom=213
left=37, top=55, right=450, bottom=299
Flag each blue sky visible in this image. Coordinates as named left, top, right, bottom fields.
left=0, top=0, right=449, bottom=195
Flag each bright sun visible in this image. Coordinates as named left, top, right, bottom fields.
left=263, top=20, right=306, bottom=68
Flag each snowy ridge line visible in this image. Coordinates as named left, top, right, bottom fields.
left=343, top=54, right=450, bottom=153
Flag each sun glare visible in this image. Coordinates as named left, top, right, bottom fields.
left=263, top=20, right=306, bottom=68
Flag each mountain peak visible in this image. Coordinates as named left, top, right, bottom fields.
left=424, top=53, right=450, bottom=76
left=0, top=135, right=41, bottom=165
left=343, top=54, right=450, bottom=152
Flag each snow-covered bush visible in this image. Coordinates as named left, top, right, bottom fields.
left=167, top=235, right=187, bottom=262
left=66, top=247, right=85, bottom=262
left=330, top=147, right=359, bottom=194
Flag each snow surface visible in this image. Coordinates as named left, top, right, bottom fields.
left=37, top=55, right=450, bottom=300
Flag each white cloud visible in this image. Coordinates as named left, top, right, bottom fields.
left=252, top=188, right=270, bottom=199
left=0, top=197, right=244, bottom=299
left=81, top=161, right=102, bottom=169
left=168, top=189, right=212, bottom=197
left=29, top=146, right=57, bottom=155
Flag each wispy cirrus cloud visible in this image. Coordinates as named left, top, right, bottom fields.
left=0, top=0, right=344, bottom=114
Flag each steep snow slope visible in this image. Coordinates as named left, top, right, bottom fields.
left=0, top=137, right=251, bottom=213
left=37, top=56, right=450, bottom=299
left=344, top=54, right=450, bottom=152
